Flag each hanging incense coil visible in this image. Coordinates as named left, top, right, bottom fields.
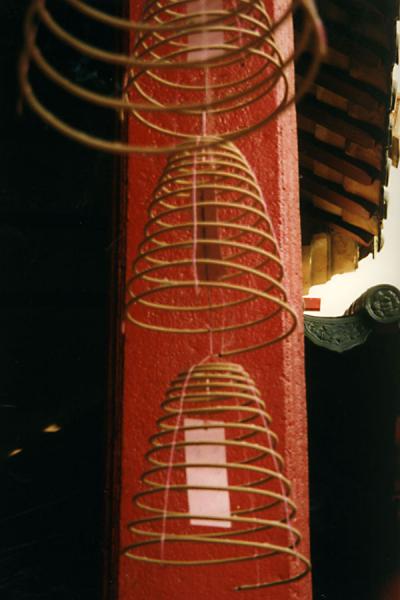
left=19, top=0, right=325, bottom=154
left=124, top=361, right=310, bottom=591
left=124, top=0, right=325, bottom=151
left=126, top=141, right=297, bottom=356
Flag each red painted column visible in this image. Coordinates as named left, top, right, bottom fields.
left=118, top=2, right=311, bottom=599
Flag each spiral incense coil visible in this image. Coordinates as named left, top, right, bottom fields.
left=124, top=361, right=311, bottom=591
left=126, top=141, right=297, bottom=356
left=124, top=0, right=325, bottom=151
left=19, top=0, right=325, bottom=154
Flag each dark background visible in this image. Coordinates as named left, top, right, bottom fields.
left=306, top=332, right=399, bottom=599
left=0, top=2, right=124, bottom=599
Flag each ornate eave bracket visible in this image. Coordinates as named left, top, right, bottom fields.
left=304, top=284, right=400, bottom=352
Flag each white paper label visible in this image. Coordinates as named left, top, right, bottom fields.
left=188, top=0, right=224, bottom=61
left=184, top=418, right=231, bottom=528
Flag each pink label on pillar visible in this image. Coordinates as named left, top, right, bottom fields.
left=188, top=0, right=224, bottom=61
left=184, top=418, right=231, bottom=528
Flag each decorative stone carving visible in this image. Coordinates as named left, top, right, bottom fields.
left=304, top=314, right=371, bottom=352
left=366, top=285, right=400, bottom=323
left=346, top=284, right=400, bottom=323
left=305, top=285, right=400, bottom=352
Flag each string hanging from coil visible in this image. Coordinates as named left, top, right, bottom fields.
left=126, top=139, right=297, bottom=355
left=160, top=361, right=197, bottom=559
left=124, top=360, right=311, bottom=591
left=19, top=0, right=325, bottom=154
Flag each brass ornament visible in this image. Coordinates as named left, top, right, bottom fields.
left=19, top=0, right=325, bottom=154
left=126, top=140, right=297, bottom=356
left=124, top=361, right=310, bottom=591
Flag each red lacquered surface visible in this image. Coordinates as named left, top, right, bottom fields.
left=118, top=2, right=311, bottom=598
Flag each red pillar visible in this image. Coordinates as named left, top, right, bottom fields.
left=118, top=2, right=311, bottom=598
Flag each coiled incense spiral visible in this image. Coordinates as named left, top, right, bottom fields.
left=126, top=140, right=297, bottom=355
left=19, top=0, right=324, bottom=153
left=124, top=360, right=310, bottom=591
